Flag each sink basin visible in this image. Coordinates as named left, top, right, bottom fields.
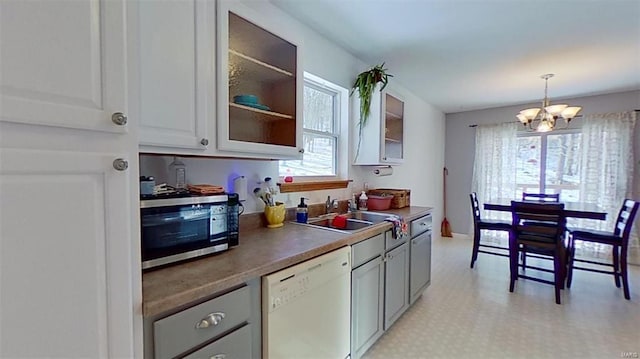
left=307, top=218, right=372, bottom=231
left=291, top=211, right=396, bottom=233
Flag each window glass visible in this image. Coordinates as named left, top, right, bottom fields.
left=516, top=135, right=541, bottom=197
left=279, top=75, right=341, bottom=177
left=545, top=133, right=581, bottom=201
left=516, top=131, right=582, bottom=201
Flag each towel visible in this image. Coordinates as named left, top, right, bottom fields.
left=385, top=215, right=408, bottom=239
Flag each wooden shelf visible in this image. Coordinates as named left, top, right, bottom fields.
left=229, top=49, right=293, bottom=82
left=230, top=102, right=294, bottom=119
left=278, top=180, right=352, bottom=193
left=385, top=111, right=402, bottom=120
left=385, top=137, right=401, bottom=143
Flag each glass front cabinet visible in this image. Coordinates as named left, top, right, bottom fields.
left=216, top=0, right=303, bottom=158
left=353, top=85, right=405, bottom=165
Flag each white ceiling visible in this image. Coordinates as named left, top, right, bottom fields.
left=270, top=0, right=640, bottom=113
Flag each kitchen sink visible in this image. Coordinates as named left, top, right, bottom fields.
left=291, top=211, right=396, bottom=233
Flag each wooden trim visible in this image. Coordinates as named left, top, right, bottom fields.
left=278, top=180, right=352, bottom=193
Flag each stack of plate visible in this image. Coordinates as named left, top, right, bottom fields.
left=233, top=94, right=270, bottom=111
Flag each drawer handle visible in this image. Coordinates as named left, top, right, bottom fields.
left=210, top=355, right=226, bottom=359
left=195, top=312, right=225, bottom=329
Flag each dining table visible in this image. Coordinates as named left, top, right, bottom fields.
left=483, top=199, right=607, bottom=220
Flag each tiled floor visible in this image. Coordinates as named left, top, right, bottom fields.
left=363, top=234, right=640, bottom=359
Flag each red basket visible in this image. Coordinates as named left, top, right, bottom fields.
left=367, top=195, right=392, bottom=210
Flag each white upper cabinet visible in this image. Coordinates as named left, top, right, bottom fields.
left=216, top=0, right=303, bottom=158
left=0, top=0, right=127, bottom=133
left=137, top=0, right=211, bottom=150
left=353, top=85, right=405, bottom=165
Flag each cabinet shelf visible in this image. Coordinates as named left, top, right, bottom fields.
left=229, top=49, right=293, bottom=82
left=385, top=137, right=402, bottom=143
left=229, top=102, right=294, bottom=119
left=385, top=111, right=402, bottom=120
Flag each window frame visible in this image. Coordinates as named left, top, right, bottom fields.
left=279, top=72, right=348, bottom=181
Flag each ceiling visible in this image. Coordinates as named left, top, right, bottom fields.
left=270, top=0, right=640, bottom=114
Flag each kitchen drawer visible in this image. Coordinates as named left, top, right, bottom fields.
left=352, top=233, right=384, bottom=268
left=384, top=229, right=407, bottom=251
left=411, top=215, right=432, bottom=238
left=182, top=324, right=252, bottom=359
left=154, top=286, right=251, bottom=359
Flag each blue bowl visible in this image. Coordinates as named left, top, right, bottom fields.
left=233, top=94, right=258, bottom=104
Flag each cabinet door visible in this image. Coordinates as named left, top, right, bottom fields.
left=381, top=90, right=405, bottom=164
left=352, top=85, right=405, bottom=165
left=216, top=0, right=303, bottom=158
left=0, top=0, right=127, bottom=133
left=0, top=149, right=135, bottom=358
left=384, top=242, right=410, bottom=329
left=351, top=256, right=384, bottom=359
left=352, top=83, right=383, bottom=165
left=138, top=0, right=210, bottom=149
left=410, top=230, right=432, bottom=304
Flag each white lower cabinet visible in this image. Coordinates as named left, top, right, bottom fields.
left=144, top=279, right=261, bottom=359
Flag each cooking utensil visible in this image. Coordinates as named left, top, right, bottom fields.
left=441, top=167, right=453, bottom=237
left=254, top=187, right=267, bottom=205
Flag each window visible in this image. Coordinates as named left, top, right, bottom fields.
left=279, top=73, right=346, bottom=178
left=516, top=130, right=582, bottom=201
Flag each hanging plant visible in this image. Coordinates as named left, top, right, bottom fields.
left=350, top=63, right=393, bottom=159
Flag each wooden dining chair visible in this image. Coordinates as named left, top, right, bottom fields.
left=566, top=199, right=639, bottom=299
left=522, top=192, right=560, bottom=202
left=519, top=193, right=560, bottom=269
left=510, top=201, right=567, bottom=304
left=469, top=192, right=511, bottom=268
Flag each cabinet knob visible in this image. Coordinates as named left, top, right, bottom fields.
left=112, top=158, right=128, bottom=171
left=201, top=138, right=209, bottom=146
left=298, top=148, right=305, bottom=154
left=210, top=355, right=226, bottom=359
left=111, top=112, right=128, bottom=126
left=195, top=312, right=225, bottom=329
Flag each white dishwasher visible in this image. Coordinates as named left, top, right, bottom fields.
left=263, top=246, right=351, bottom=359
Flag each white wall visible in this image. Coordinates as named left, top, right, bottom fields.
left=445, top=90, right=640, bottom=234
left=140, top=0, right=446, bottom=219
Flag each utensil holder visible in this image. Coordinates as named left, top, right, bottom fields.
left=264, top=202, right=286, bottom=228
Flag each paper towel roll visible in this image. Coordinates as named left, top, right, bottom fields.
left=233, top=176, right=247, bottom=201
left=373, top=166, right=393, bottom=176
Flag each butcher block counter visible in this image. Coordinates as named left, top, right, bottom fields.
left=142, top=206, right=432, bottom=317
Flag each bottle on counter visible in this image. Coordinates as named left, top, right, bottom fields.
left=296, top=197, right=308, bottom=223
left=359, top=191, right=368, bottom=210
left=168, top=156, right=186, bottom=189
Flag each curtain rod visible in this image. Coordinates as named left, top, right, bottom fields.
left=469, top=111, right=639, bottom=128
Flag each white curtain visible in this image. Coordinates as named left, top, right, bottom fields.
left=572, top=111, right=638, bottom=263
left=471, top=122, right=519, bottom=223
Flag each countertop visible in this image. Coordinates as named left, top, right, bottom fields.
left=142, top=206, right=433, bottom=317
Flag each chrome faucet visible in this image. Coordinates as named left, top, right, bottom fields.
left=326, top=196, right=338, bottom=214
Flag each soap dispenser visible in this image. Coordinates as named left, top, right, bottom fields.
left=359, top=191, right=368, bottom=210
left=296, top=197, right=308, bottom=223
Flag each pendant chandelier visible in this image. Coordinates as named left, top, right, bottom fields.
left=516, top=74, right=582, bottom=132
